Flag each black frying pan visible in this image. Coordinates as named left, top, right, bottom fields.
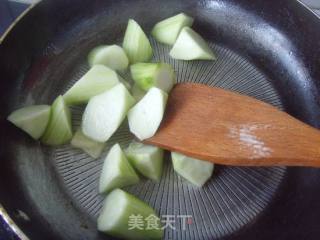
left=1, top=0, right=320, bottom=239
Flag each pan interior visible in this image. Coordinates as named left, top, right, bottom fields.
left=49, top=39, right=286, bottom=239
left=6, top=1, right=313, bottom=238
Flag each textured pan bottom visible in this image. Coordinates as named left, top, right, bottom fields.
left=53, top=40, right=286, bottom=239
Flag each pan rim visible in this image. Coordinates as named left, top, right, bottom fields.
left=0, top=0, right=319, bottom=239
left=0, top=1, right=39, bottom=238
left=0, top=204, right=29, bottom=240
left=0, top=1, right=38, bottom=44
left=1, top=0, right=320, bottom=45
left=296, top=0, right=320, bottom=19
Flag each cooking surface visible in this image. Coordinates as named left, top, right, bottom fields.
left=53, top=39, right=285, bottom=239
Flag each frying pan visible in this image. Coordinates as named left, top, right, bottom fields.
left=1, top=0, right=320, bottom=239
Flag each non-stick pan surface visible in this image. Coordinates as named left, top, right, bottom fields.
left=1, top=0, right=320, bottom=239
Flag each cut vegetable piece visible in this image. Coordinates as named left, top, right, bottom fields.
left=170, top=27, right=216, bottom=60
left=130, top=63, right=176, bottom=92
left=131, top=84, right=146, bottom=101
left=171, top=152, right=214, bottom=187
left=63, top=65, right=120, bottom=105
left=123, top=19, right=153, bottom=64
left=41, top=96, right=72, bottom=146
left=71, top=129, right=105, bottom=158
left=151, top=13, right=194, bottom=45
left=82, top=83, right=135, bottom=142
left=7, top=105, right=51, bottom=140
left=119, top=75, right=132, bottom=90
left=88, top=45, right=129, bottom=70
left=128, top=87, right=168, bottom=140
left=126, top=141, right=164, bottom=181
left=99, top=144, right=139, bottom=194
left=98, top=188, right=163, bottom=240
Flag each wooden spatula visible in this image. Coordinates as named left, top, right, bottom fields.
left=145, top=83, right=320, bottom=167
